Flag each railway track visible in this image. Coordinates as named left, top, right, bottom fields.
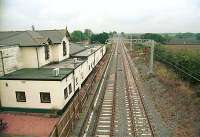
left=121, top=39, right=154, bottom=137
left=94, top=38, right=118, bottom=137
left=83, top=37, right=154, bottom=137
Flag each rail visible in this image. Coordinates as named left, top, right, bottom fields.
left=122, top=40, right=155, bottom=137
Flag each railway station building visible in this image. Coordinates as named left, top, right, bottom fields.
left=0, top=27, right=106, bottom=113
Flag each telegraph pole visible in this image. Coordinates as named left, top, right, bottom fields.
left=149, top=40, right=155, bottom=74
left=131, top=34, right=133, bottom=56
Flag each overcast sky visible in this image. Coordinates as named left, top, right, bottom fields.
left=0, top=0, right=200, bottom=33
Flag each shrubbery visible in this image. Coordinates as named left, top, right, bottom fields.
left=154, top=45, right=200, bottom=83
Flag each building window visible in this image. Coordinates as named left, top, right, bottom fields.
left=63, top=41, right=67, bottom=56
left=16, top=91, right=26, bottom=102
left=75, top=78, right=78, bottom=85
left=45, top=45, right=50, bottom=60
left=64, top=87, right=68, bottom=99
left=40, top=92, right=51, bottom=103
left=69, top=84, right=72, bottom=94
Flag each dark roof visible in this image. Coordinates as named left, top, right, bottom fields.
left=167, top=37, right=200, bottom=45
left=69, top=43, right=87, bottom=55
left=0, top=28, right=71, bottom=47
left=44, top=58, right=85, bottom=69
left=0, top=68, right=73, bottom=81
left=0, top=31, right=48, bottom=47
left=36, top=29, right=66, bottom=44
left=0, top=31, right=22, bottom=40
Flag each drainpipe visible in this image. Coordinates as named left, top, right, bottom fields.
left=0, top=51, right=5, bottom=76
left=36, top=48, right=40, bottom=68
left=73, top=70, right=76, bottom=93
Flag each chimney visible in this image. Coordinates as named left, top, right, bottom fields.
left=73, top=58, right=78, bottom=67
left=65, top=25, right=68, bottom=31
left=53, top=68, right=60, bottom=76
left=32, top=25, right=35, bottom=31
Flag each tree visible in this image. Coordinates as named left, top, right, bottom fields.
left=196, top=33, right=200, bottom=40
left=113, top=31, right=117, bottom=34
left=71, top=30, right=87, bottom=42
left=84, top=29, right=93, bottom=39
left=91, top=32, right=109, bottom=44
left=141, top=33, right=166, bottom=43
left=163, top=34, right=172, bottom=42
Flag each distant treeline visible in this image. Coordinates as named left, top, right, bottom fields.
left=128, top=32, right=200, bottom=44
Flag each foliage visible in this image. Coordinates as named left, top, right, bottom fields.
left=84, top=29, right=93, bottom=39
left=176, top=33, right=195, bottom=39
left=155, top=45, right=200, bottom=83
left=91, top=32, right=109, bottom=44
left=196, top=33, right=200, bottom=40
left=121, top=32, right=125, bottom=36
left=71, top=30, right=87, bottom=42
left=162, top=34, right=172, bottom=42
left=141, top=33, right=167, bottom=43
left=71, top=29, right=110, bottom=44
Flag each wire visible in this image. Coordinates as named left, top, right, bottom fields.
left=154, top=53, right=200, bottom=82
left=161, top=56, right=200, bottom=78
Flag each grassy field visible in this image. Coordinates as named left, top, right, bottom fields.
left=164, top=44, right=200, bottom=54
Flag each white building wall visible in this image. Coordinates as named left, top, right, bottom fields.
left=87, top=53, right=95, bottom=74
left=0, top=80, right=62, bottom=109
left=81, top=61, right=89, bottom=82
left=0, top=46, right=22, bottom=76
left=94, top=48, right=101, bottom=66
left=59, top=73, right=74, bottom=108
left=80, top=45, right=106, bottom=82
left=37, top=46, right=51, bottom=67
left=20, top=47, right=51, bottom=68
left=52, top=36, right=70, bottom=62
left=51, top=45, right=59, bottom=62
left=0, top=73, right=74, bottom=110
left=19, top=47, right=38, bottom=68
left=102, top=45, right=106, bottom=55
left=74, top=65, right=82, bottom=91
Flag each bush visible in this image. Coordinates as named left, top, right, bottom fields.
left=155, top=45, right=200, bottom=84
left=91, top=32, right=109, bottom=44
